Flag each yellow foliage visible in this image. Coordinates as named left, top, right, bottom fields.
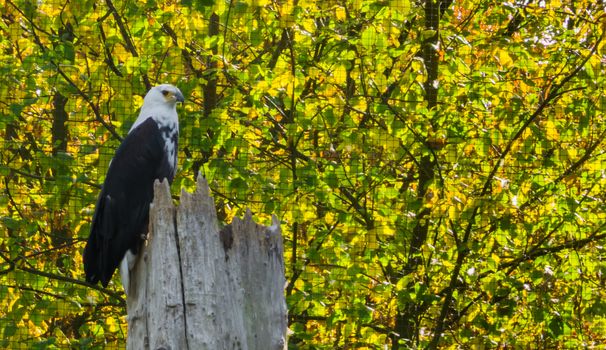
left=1, top=0, right=605, bottom=348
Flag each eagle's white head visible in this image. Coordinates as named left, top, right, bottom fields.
left=144, top=84, right=185, bottom=105
left=130, top=84, right=184, bottom=132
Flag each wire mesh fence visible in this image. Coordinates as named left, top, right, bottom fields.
left=1, top=0, right=606, bottom=348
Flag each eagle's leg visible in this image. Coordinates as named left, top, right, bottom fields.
left=119, top=250, right=137, bottom=296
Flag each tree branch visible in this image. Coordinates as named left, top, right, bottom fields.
left=8, top=0, right=123, bottom=142
left=97, top=12, right=124, bottom=77
left=105, top=0, right=151, bottom=90
left=428, top=32, right=603, bottom=349
left=520, top=127, right=606, bottom=211
left=18, top=264, right=125, bottom=305
left=55, top=67, right=123, bottom=141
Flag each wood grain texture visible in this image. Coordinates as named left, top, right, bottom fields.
left=127, top=175, right=287, bottom=350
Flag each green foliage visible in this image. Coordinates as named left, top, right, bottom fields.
left=1, top=0, right=605, bottom=348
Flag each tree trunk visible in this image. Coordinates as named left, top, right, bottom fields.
left=126, top=174, right=288, bottom=350
left=392, top=0, right=445, bottom=347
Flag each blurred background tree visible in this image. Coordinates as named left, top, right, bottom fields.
left=1, top=0, right=605, bottom=348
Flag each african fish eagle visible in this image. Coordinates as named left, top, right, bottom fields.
left=83, top=84, right=184, bottom=294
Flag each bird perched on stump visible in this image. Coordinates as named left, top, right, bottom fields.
left=83, top=84, right=184, bottom=295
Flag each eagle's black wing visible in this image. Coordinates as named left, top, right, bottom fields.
left=83, top=117, right=176, bottom=287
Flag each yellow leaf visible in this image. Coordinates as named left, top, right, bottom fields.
left=490, top=253, right=500, bottom=267
left=543, top=120, right=559, bottom=141
left=448, top=205, right=459, bottom=220
left=496, top=49, right=513, bottom=67
left=332, top=64, right=347, bottom=85
left=335, top=6, right=346, bottom=21
left=133, top=95, right=144, bottom=110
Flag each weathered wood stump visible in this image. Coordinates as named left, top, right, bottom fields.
left=126, top=174, right=287, bottom=350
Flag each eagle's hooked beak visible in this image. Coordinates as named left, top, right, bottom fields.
left=175, top=90, right=185, bottom=103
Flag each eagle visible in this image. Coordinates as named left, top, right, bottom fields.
left=83, top=84, right=184, bottom=294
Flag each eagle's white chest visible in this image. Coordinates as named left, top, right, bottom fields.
left=158, top=119, right=178, bottom=170
left=132, top=104, right=179, bottom=171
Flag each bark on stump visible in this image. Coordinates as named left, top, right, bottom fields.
left=126, top=174, right=287, bottom=350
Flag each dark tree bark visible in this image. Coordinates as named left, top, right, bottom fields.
left=51, top=23, right=75, bottom=157
left=391, top=0, right=445, bottom=348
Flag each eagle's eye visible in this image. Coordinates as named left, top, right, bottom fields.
left=161, top=90, right=170, bottom=96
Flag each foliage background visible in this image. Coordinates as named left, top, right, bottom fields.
left=1, top=0, right=606, bottom=348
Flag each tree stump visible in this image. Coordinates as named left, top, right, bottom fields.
left=126, top=174, right=287, bottom=350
